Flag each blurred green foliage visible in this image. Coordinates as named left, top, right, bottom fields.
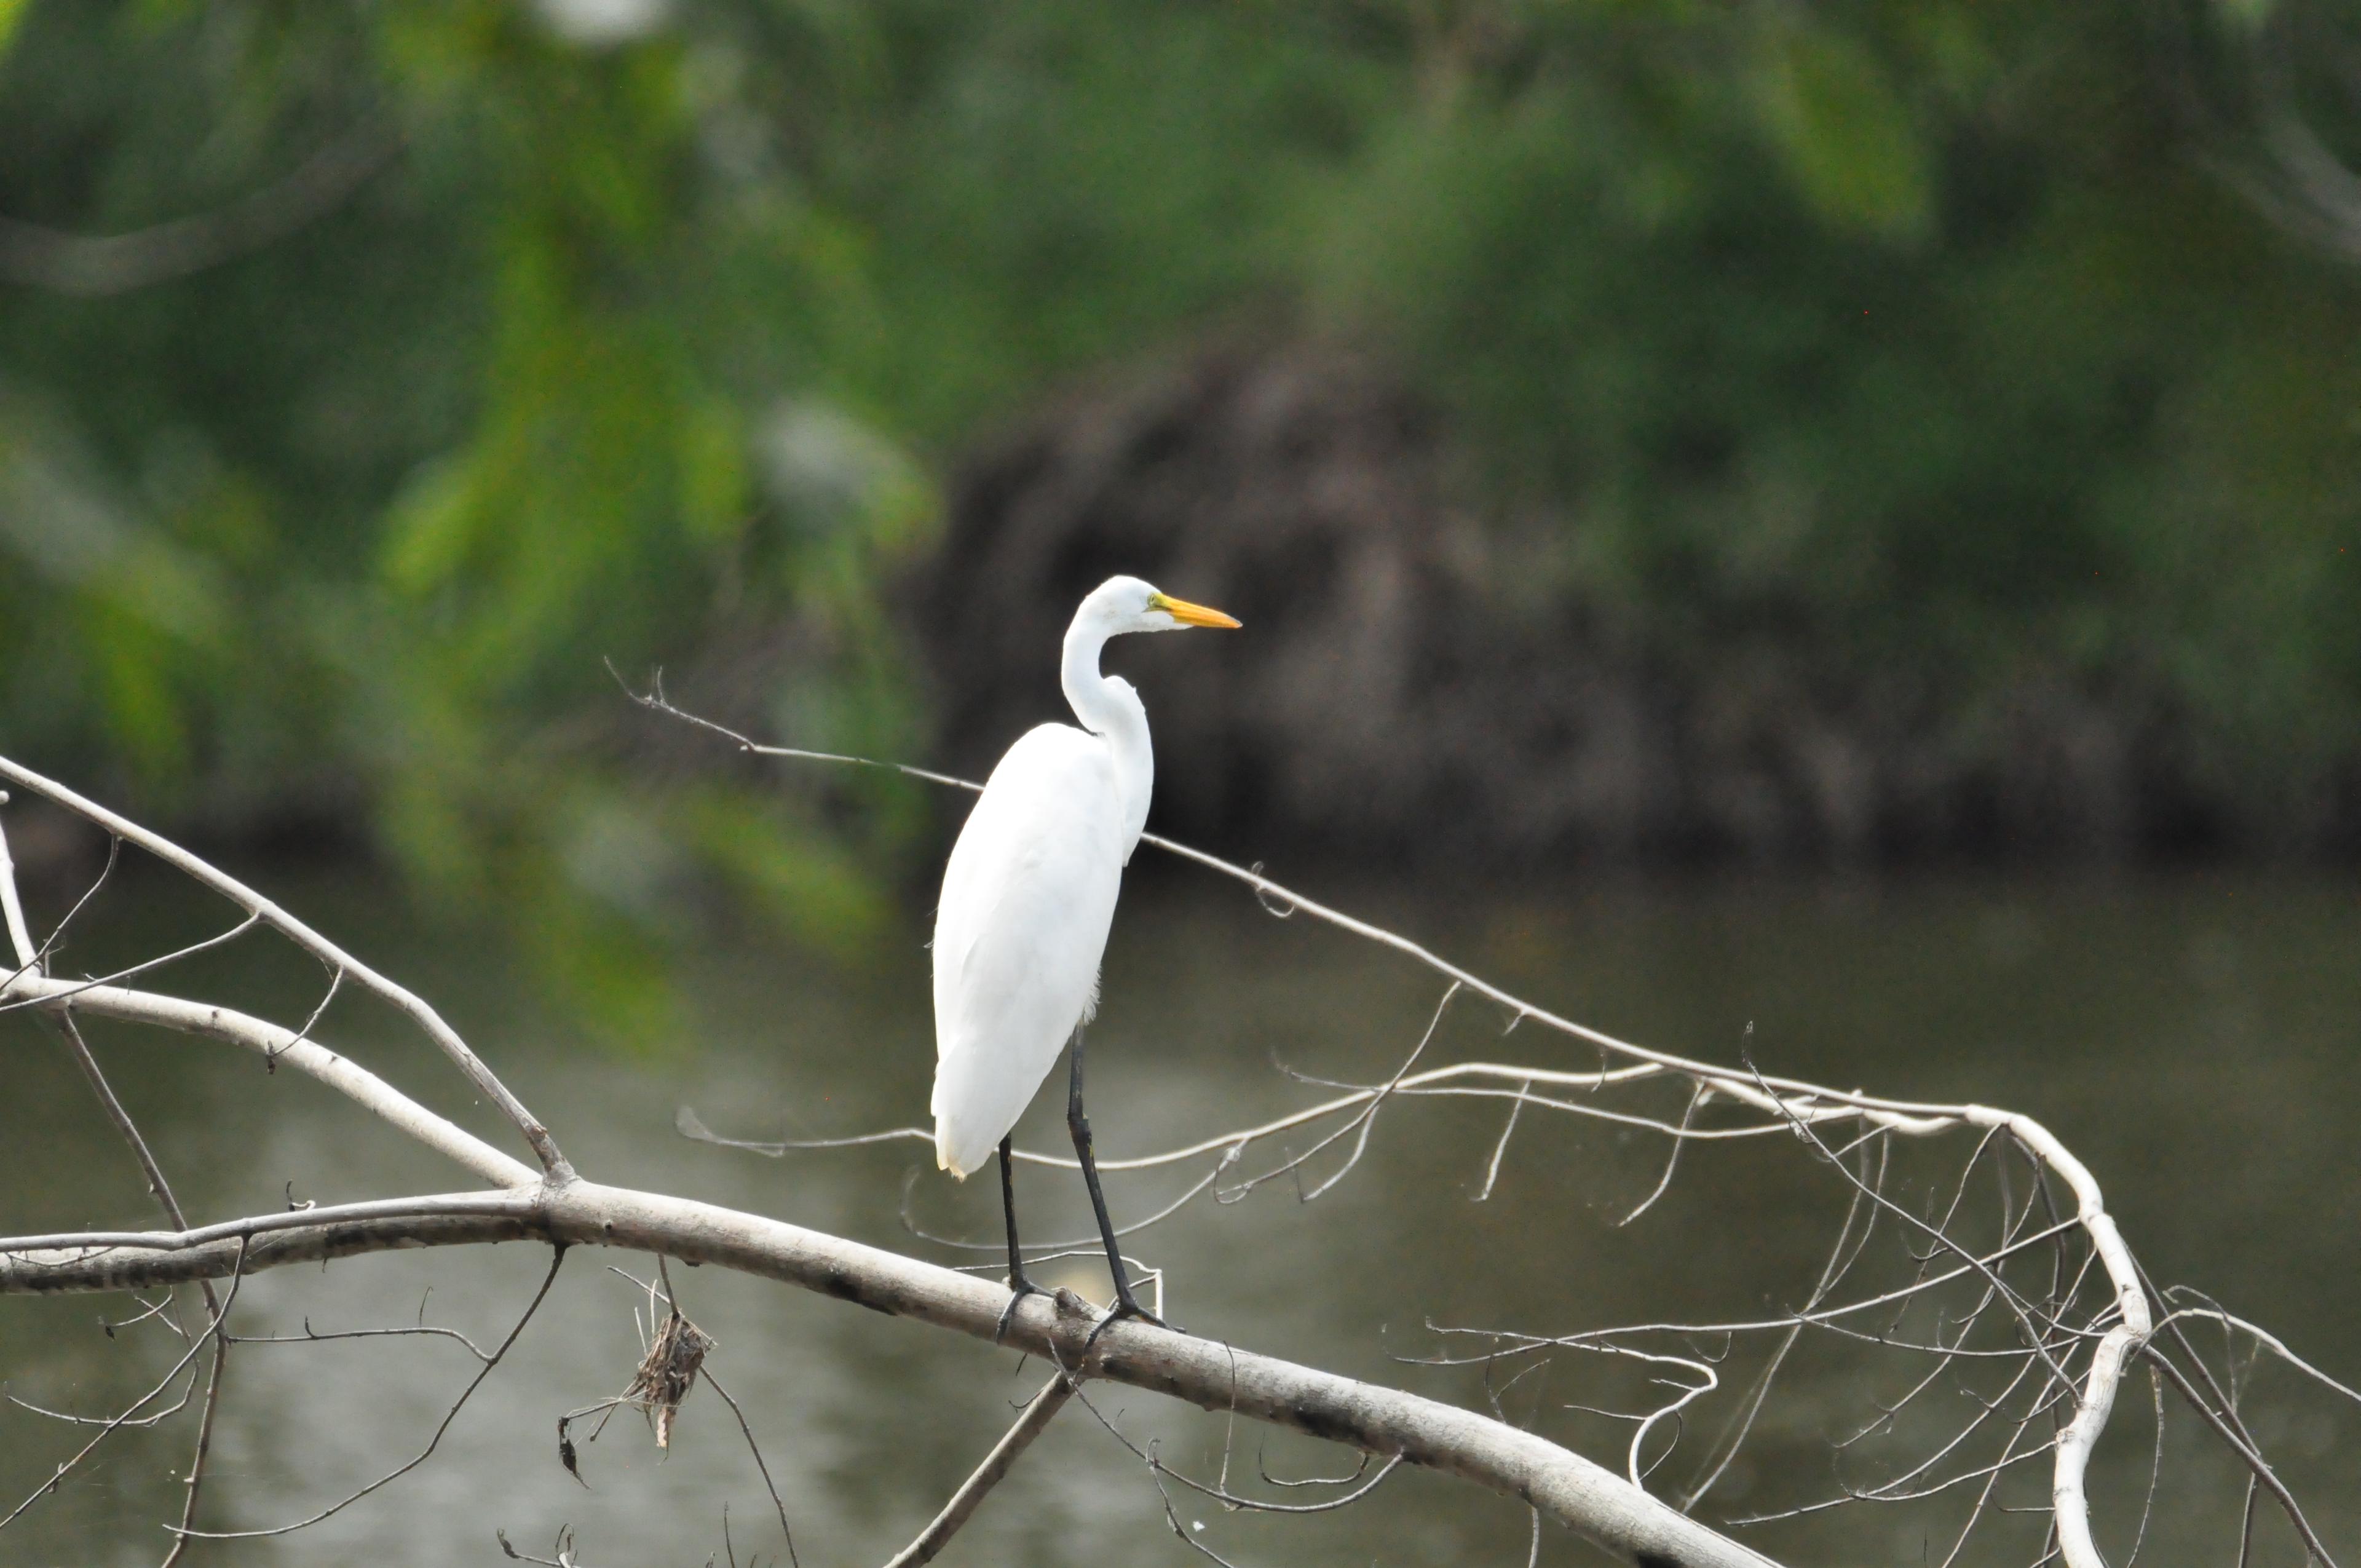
left=1291, top=3, right=2361, bottom=810
left=0, top=0, right=936, bottom=1037
left=0, top=0, right=2356, bottom=1034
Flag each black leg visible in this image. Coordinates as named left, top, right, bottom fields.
left=1067, top=1027, right=1168, bottom=1334
left=992, top=1135, right=1049, bottom=1343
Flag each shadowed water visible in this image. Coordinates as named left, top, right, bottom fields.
left=1, top=858, right=2355, bottom=1566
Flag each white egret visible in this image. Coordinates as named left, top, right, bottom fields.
left=931, top=574, right=1240, bottom=1332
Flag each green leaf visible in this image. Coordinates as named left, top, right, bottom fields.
left=1752, top=28, right=1931, bottom=238
left=678, top=397, right=748, bottom=544
left=381, top=456, right=481, bottom=596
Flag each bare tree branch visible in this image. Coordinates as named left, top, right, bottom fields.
left=0, top=911, right=261, bottom=1016
left=0, top=971, right=536, bottom=1188
left=169, top=1246, right=566, bottom=1542
left=0, top=1240, right=249, bottom=1534
left=0, top=803, right=232, bottom=1563
left=2144, top=1344, right=2339, bottom=1567
left=2, top=707, right=2342, bottom=1564
left=1470, top=1074, right=1530, bottom=1202
left=0, top=793, right=36, bottom=962
left=882, top=1374, right=1074, bottom=1567
left=0, top=1183, right=1779, bottom=1568
left=701, top=1369, right=801, bottom=1568
left=0, top=754, right=570, bottom=1178
left=617, top=695, right=2193, bottom=1568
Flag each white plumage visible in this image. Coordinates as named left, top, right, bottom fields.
left=928, top=576, right=1238, bottom=1181
left=930, top=724, right=1126, bottom=1176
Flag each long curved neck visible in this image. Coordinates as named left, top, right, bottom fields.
left=1062, top=617, right=1153, bottom=859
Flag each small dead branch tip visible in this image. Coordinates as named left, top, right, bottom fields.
left=603, top=656, right=654, bottom=705
left=497, top=1523, right=580, bottom=1566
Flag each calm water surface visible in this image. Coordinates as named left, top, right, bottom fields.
left=2, top=860, right=2354, bottom=1566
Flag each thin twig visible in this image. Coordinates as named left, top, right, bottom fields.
left=0, top=970, right=536, bottom=1188
left=1472, top=1075, right=1530, bottom=1201
left=1618, top=1079, right=1708, bottom=1227
left=0, top=1240, right=249, bottom=1533
left=0, top=804, right=234, bottom=1565
left=169, top=1246, right=566, bottom=1540
left=882, top=1374, right=1073, bottom=1567
left=902, top=1149, right=1237, bottom=1254
left=227, top=1319, right=494, bottom=1363
left=700, top=1369, right=799, bottom=1568
left=0, top=753, right=570, bottom=1177
left=1222, top=983, right=1458, bottom=1203
left=0, top=912, right=261, bottom=1016
left=2143, top=1344, right=2339, bottom=1567
left=1679, top=1140, right=1880, bottom=1509
left=2122, top=1365, right=2164, bottom=1568
left=682, top=1054, right=1673, bottom=1174
left=496, top=1523, right=582, bottom=1566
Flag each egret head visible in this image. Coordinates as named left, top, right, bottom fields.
left=1082, top=575, right=1243, bottom=637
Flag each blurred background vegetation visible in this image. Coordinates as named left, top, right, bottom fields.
left=1, top=0, right=2356, bottom=1036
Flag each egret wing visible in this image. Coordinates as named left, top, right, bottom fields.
left=930, top=724, right=1126, bottom=1178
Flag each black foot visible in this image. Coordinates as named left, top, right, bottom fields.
left=1082, top=1288, right=1176, bottom=1354
left=994, top=1278, right=1052, bottom=1345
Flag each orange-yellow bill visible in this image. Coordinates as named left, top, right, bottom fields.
left=1152, top=593, right=1242, bottom=629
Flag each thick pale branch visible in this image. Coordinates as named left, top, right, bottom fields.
left=0, top=1190, right=538, bottom=1256
left=1, top=1213, right=540, bottom=1294
left=0, top=970, right=537, bottom=1189
left=1964, top=1108, right=2151, bottom=1568
left=1, top=1182, right=1778, bottom=1568
left=0, top=754, right=568, bottom=1178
